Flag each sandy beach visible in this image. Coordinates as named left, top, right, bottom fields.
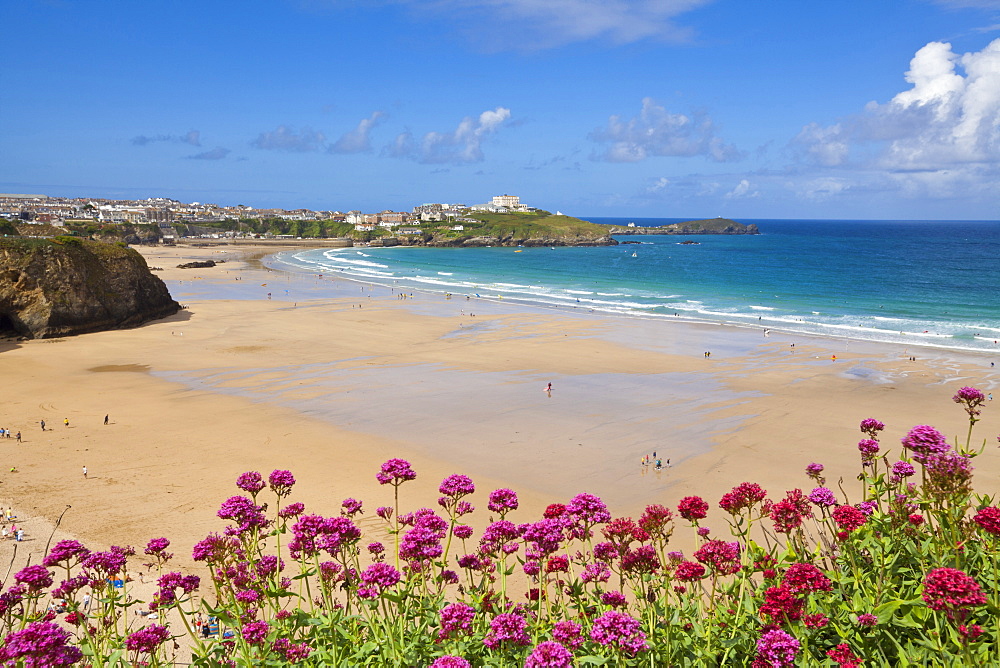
left=2, top=242, right=998, bottom=577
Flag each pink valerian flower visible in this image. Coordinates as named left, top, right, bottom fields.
left=144, top=537, right=171, bottom=556
left=319, top=561, right=343, bottom=585
left=236, top=471, right=266, bottom=495
left=719, top=482, right=768, bottom=515
left=805, top=463, right=825, bottom=482
left=857, top=500, right=878, bottom=516
left=767, top=489, right=813, bottom=534
left=759, top=585, right=806, bottom=623
left=803, top=613, right=829, bottom=629
left=242, top=621, right=270, bottom=645
left=273, top=638, right=312, bottom=663
left=953, top=386, right=986, bottom=419
left=694, top=540, right=741, bottom=575
left=439, top=474, right=475, bottom=499
left=600, top=590, right=627, bottom=608
left=959, top=624, right=984, bottom=643
left=192, top=533, right=239, bottom=563
left=399, top=525, right=443, bottom=562
left=891, top=460, right=915, bottom=480
left=50, top=575, right=88, bottom=600
left=859, top=418, right=885, bottom=439
left=782, top=563, right=832, bottom=593
left=855, top=613, right=878, bottom=627
left=14, top=565, right=54, bottom=592
left=551, top=620, right=583, bottom=650
left=152, top=571, right=200, bottom=607
left=589, top=610, right=648, bottom=656
left=566, top=493, right=611, bottom=527
left=279, top=502, right=305, bottom=519
left=360, top=563, right=401, bottom=591
left=524, top=641, right=574, bottom=668
left=288, top=515, right=362, bottom=560
left=755, top=628, right=800, bottom=668
left=857, top=439, right=880, bottom=462
left=341, top=498, right=363, bottom=516
left=42, top=540, right=90, bottom=568
left=908, top=513, right=925, bottom=526
left=544, top=503, right=567, bottom=519
left=602, top=517, right=648, bottom=552
left=923, top=567, right=987, bottom=614
left=923, top=450, right=974, bottom=498
left=546, top=555, right=570, bottom=573
left=479, top=520, right=521, bottom=555
left=521, top=518, right=566, bottom=556
left=638, top=504, right=673, bottom=538
left=677, top=496, right=709, bottom=521
left=674, top=561, right=706, bottom=582
left=697, top=526, right=711, bottom=537
left=452, top=524, right=474, bottom=540
left=483, top=612, right=531, bottom=649
left=620, top=545, right=660, bottom=574
left=901, top=425, right=950, bottom=464
left=581, top=561, right=612, bottom=583
left=124, top=624, right=171, bottom=653
left=376, top=458, right=416, bottom=485
left=592, top=541, right=617, bottom=563
left=827, top=643, right=862, bottom=668
left=375, top=506, right=394, bottom=521
left=430, top=657, right=471, bottom=668
left=972, top=506, right=1000, bottom=536
left=217, top=495, right=269, bottom=533
left=808, top=487, right=838, bottom=508
left=0, top=621, right=83, bottom=666
left=81, top=545, right=133, bottom=579
left=268, top=469, right=296, bottom=497
left=832, top=505, right=867, bottom=532
left=487, top=488, right=519, bottom=514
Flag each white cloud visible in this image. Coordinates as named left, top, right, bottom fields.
left=323, top=0, right=711, bottom=49
left=132, top=130, right=201, bottom=147
left=187, top=147, right=231, bottom=161
left=724, top=178, right=758, bottom=199
left=646, top=177, right=670, bottom=193
left=251, top=125, right=327, bottom=152
left=386, top=107, right=512, bottom=164
left=330, top=111, right=386, bottom=154
left=590, top=98, right=743, bottom=163
left=792, top=39, right=1000, bottom=172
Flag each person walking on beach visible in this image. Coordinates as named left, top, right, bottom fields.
left=64, top=417, right=69, bottom=428
left=40, top=419, right=45, bottom=431
left=82, top=465, right=87, bottom=479
left=104, top=414, right=109, bottom=425
left=15, top=431, right=20, bottom=443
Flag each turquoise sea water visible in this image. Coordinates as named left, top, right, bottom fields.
left=270, top=219, right=1000, bottom=354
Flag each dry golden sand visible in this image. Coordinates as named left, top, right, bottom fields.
left=1, top=242, right=998, bottom=579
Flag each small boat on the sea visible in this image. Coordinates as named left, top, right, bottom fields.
left=631, top=252, right=637, bottom=257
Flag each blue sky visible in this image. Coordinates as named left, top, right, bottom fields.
left=3, top=0, right=999, bottom=220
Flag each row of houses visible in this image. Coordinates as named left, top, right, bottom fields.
left=2, top=194, right=533, bottom=233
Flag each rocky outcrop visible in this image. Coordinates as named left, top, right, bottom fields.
left=610, top=218, right=759, bottom=235
left=0, top=238, right=179, bottom=339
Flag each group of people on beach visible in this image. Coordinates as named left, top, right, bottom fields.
left=0, top=508, right=24, bottom=542
left=642, top=451, right=670, bottom=471
left=0, top=428, right=20, bottom=442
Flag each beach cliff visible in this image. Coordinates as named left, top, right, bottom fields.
left=0, top=237, right=179, bottom=339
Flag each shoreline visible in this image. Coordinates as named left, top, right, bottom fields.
left=1, top=242, right=998, bottom=576
left=266, top=243, right=1000, bottom=359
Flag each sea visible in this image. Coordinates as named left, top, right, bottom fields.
left=269, top=218, right=1000, bottom=354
